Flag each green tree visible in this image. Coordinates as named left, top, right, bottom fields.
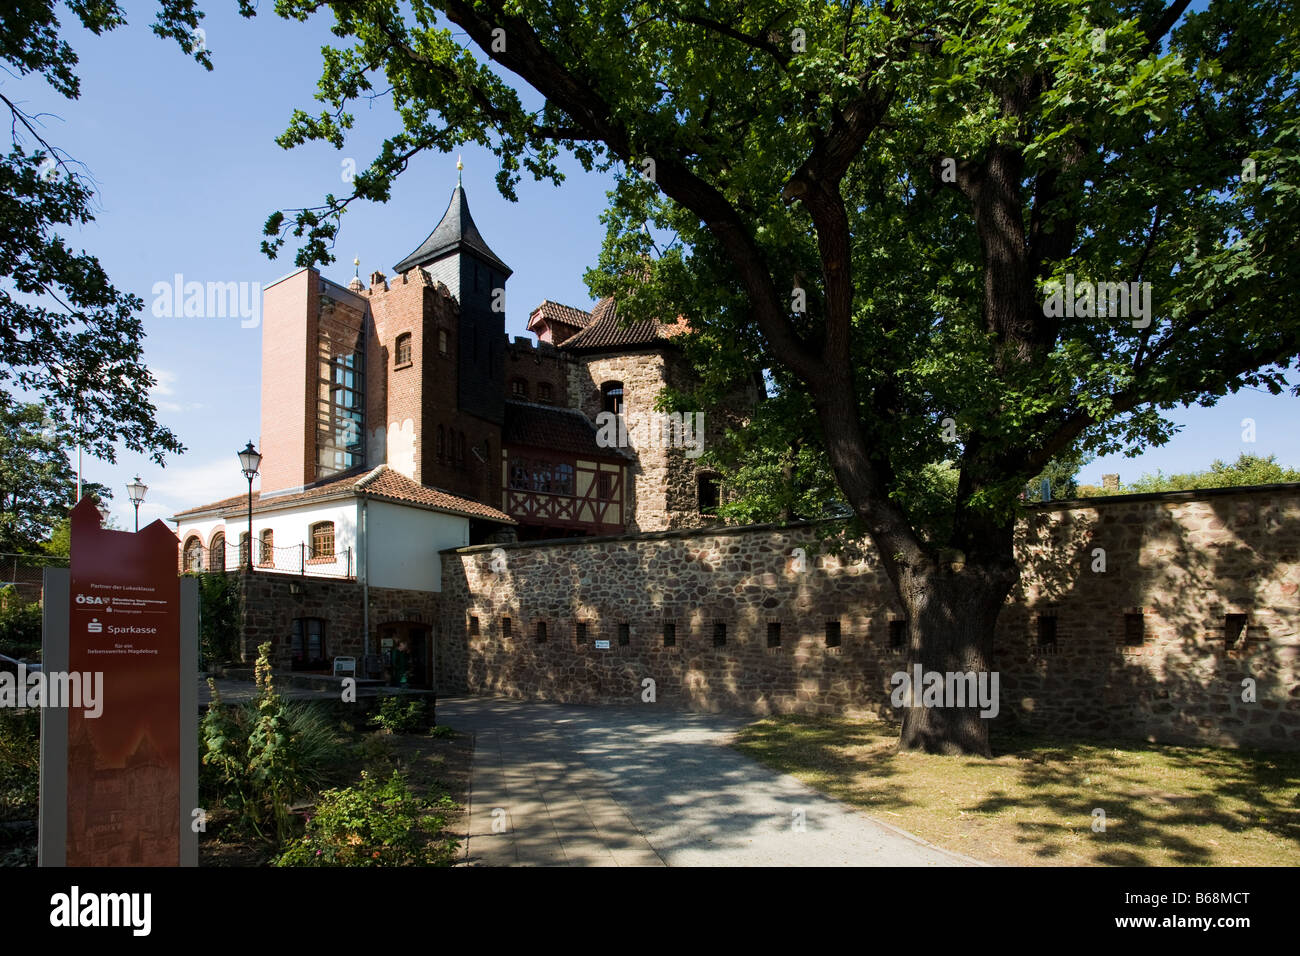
left=260, top=0, right=1300, bottom=755
left=0, top=399, right=111, bottom=554
left=0, top=1, right=203, bottom=464
left=1103, top=452, right=1300, bottom=494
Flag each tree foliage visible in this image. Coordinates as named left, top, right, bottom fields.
left=0, top=399, right=110, bottom=554
left=1080, top=452, right=1300, bottom=496
left=0, top=1, right=204, bottom=464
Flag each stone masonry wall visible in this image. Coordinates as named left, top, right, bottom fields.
left=439, top=486, right=1300, bottom=749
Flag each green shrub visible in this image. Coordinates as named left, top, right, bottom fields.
left=370, top=695, right=427, bottom=734
left=0, top=587, right=42, bottom=660
left=427, top=724, right=456, bottom=739
left=194, top=573, right=240, bottom=665
left=200, top=645, right=345, bottom=844
left=274, top=770, right=458, bottom=867
left=0, top=709, right=39, bottom=822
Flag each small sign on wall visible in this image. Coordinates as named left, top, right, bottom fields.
left=594, top=640, right=610, bottom=649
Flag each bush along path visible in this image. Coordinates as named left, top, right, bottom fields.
left=199, top=643, right=469, bottom=866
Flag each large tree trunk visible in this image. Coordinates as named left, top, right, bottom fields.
left=893, top=558, right=1019, bottom=757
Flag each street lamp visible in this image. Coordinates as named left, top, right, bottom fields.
left=125, top=475, right=148, bottom=532
left=237, top=441, right=262, bottom=572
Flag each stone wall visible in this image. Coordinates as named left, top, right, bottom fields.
left=439, top=486, right=1300, bottom=749
left=236, top=571, right=442, bottom=671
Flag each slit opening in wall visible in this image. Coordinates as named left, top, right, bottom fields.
left=767, top=622, right=781, bottom=648
left=1225, top=613, right=1247, bottom=648
left=825, top=620, right=841, bottom=648
left=536, top=621, right=547, bottom=643
left=713, top=622, right=727, bottom=647
left=1123, top=612, right=1144, bottom=646
left=576, top=621, right=588, bottom=645
left=662, top=621, right=676, bottom=647
left=618, top=622, right=630, bottom=646
left=468, top=616, right=479, bottom=637
left=501, top=616, right=512, bottom=639
left=888, top=619, right=907, bottom=649
left=1036, top=615, right=1058, bottom=648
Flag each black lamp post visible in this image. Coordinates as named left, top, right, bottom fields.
left=125, top=475, right=148, bottom=532
left=237, top=441, right=262, bottom=572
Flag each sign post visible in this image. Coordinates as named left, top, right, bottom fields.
left=38, top=498, right=198, bottom=866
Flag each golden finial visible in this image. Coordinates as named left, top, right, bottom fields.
left=457, top=153, right=463, bottom=185
left=353, top=256, right=360, bottom=277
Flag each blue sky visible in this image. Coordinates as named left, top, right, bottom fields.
left=8, top=4, right=1297, bottom=529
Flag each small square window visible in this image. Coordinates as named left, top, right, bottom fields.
left=502, top=616, right=512, bottom=639
left=1037, top=616, right=1058, bottom=648
left=663, top=622, right=676, bottom=647
left=536, top=621, right=547, bottom=643
left=618, top=622, right=630, bottom=646
left=1225, top=613, right=1247, bottom=647
left=889, top=619, right=907, bottom=649
left=825, top=620, right=841, bottom=648
left=767, top=622, right=782, bottom=648
left=713, top=622, right=727, bottom=647
left=1123, top=612, right=1144, bottom=646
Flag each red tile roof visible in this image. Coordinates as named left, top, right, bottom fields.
left=173, top=466, right=514, bottom=524
left=558, top=296, right=689, bottom=352
left=503, top=401, right=630, bottom=460
left=528, top=299, right=593, bottom=330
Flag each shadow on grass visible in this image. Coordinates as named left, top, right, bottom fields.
left=736, top=716, right=1300, bottom=866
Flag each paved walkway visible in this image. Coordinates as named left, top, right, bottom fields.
left=439, top=696, right=975, bottom=867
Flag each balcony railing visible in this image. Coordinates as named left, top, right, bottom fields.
left=180, top=542, right=354, bottom=579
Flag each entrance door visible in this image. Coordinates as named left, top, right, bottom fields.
left=379, top=622, right=431, bottom=688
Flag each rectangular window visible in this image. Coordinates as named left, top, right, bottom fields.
left=1123, top=612, right=1144, bottom=646
left=315, top=306, right=366, bottom=479
left=1225, top=613, right=1247, bottom=647
left=536, top=621, right=547, bottom=643
left=438, top=328, right=448, bottom=356
left=767, top=622, right=782, bottom=648
left=889, top=619, right=907, bottom=649
left=576, top=621, right=588, bottom=644
left=825, top=620, right=841, bottom=648
left=663, top=622, right=676, bottom=647
left=598, top=472, right=615, bottom=500
left=469, top=616, right=479, bottom=636
left=310, top=522, right=335, bottom=560
left=502, top=616, right=512, bottom=639
left=1037, top=616, right=1058, bottom=648
left=618, top=622, right=630, bottom=646
left=713, top=622, right=727, bottom=647
left=291, top=618, right=326, bottom=671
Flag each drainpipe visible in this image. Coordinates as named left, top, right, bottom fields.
left=360, top=497, right=369, bottom=667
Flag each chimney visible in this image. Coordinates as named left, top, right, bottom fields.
left=1102, top=473, right=1120, bottom=491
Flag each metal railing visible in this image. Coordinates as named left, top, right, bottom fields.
left=180, top=542, right=354, bottom=579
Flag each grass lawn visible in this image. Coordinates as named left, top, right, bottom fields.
left=732, top=714, right=1300, bottom=866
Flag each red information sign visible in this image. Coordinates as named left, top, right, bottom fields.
left=66, top=497, right=181, bottom=866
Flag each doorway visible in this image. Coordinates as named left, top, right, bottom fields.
left=379, top=622, right=432, bottom=688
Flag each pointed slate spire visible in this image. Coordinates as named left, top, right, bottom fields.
left=392, top=176, right=512, bottom=278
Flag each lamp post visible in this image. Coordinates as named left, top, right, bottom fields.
left=125, top=475, right=148, bottom=532
left=237, top=441, right=262, bottom=572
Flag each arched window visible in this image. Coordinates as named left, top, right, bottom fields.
left=436, top=425, right=445, bottom=462
left=259, top=529, right=275, bottom=567
left=183, top=536, right=203, bottom=571
left=394, top=332, right=412, bottom=366
left=209, top=532, right=225, bottom=572
left=238, top=532, right=250, bottom=567
left=601, top=381, right=624, bottom=415
left=310, top=521, right=335, bottom=560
